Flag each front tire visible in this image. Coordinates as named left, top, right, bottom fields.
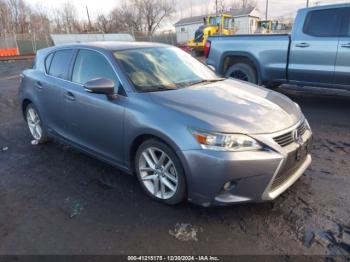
left=225, top=63, right=258, bottom=84
left=25, top=103, right=50, bottom=144
left=135, top=139, right=186, bottom=205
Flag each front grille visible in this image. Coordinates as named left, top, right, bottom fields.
left=270, top=153, right=307, bottom=191
left=273, top=121, right=307, bottom=147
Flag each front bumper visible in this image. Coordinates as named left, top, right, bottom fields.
left=179, top=122, right=312, bottom=207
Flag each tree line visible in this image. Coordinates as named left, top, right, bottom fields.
left=0, top=0, right=256, bottom=37
left=0, top=0, right=176, bottom=37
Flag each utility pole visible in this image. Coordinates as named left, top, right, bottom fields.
left=215, top=0, right=218, bottom=15
left=265, top=0, right=268, bottom=20
left=190, top=0, right=193, bottom=17
left=86, top=6, right=92, bottom=32
left=306, top=0, right=309, bottom=7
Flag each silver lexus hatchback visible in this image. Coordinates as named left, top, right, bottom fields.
left=19, top=42, right=312, bottom=206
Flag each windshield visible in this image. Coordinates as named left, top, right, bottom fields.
left=114, top=47, right=218, bottom=92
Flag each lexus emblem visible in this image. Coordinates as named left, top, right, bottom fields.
left=293, top=129, right=303, bottom=144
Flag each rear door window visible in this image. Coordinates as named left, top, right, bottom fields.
left=340, top=8, right=350, bottom=37
left=303, top=8, right=342, bottom=37
left=72, top=49, right=119, bottom=90
left=48, top=49, right=74, bottom=79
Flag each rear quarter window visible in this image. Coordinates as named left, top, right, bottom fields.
left=48, top=49, right=74, bottom=79
left=44, top=53, right=54, bottom=73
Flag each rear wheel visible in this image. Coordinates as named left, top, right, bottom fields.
left=225, top=63, right=258, bottom=84
left=135, top=139, right=186, bottom=205
left=25, top=103, right=50, bottom=144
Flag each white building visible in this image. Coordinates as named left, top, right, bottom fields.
left=174, top=7, right=260, bottom=44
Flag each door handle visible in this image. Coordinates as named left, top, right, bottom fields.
left=35, top=81, right=43, bottom=90
left=296, top=43, right=310, bottom=48
left=341, top=43, right=350, bottom=48
left=64, top=91, right=75, bottom=101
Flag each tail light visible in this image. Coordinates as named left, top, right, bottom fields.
left=204, top=40, right=211, bottom=58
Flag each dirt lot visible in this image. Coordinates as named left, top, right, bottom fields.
left=0, top=60, right=349, bottom=256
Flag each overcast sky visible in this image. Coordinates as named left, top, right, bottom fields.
left=27, top=0, right=349, bottom=28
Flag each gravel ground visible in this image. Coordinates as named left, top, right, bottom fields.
left=0, top=60, right=349, bottom=256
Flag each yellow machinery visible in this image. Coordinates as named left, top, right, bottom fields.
left=188, top=14, right=236, bottom=54
left=256, top=20, right=290, bottom=34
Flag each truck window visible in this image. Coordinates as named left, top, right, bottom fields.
left=303, top=8, right=342, bottom=37
left=340, top=8, right=350, bottom=37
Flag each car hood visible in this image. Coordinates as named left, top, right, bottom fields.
left=149, top=79, right=302, bottom=134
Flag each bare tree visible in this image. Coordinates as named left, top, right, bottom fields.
left=216, top=0, right=227, bottom=13
left=0, top=0, right=12, bottom=35
left=7, top=0, right=31, bottom=34
left=230, top=0, right=257, bottom=9
left=0, top=0, right=175, bottom=38
left=138, top=0, right=175, bottom=35
left=96, top=14, right=110, bottom=33
left=29, top=4, right=51, bottom=37
left=60, top=2, right=80, bottom=33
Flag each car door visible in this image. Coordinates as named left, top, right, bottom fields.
left=62, top=49, right=125, bottom=164
left=40, top=49, right=75, bottom=137
left=334, top=8, right=350, bottom=87
left=288, top=8, right=342, bottom=86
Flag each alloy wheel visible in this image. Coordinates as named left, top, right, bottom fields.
left=26, top=108, right=42, bottom=140
left=138, top=147, right=178, bottom=199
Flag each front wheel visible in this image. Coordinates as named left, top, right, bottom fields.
left=135, top=139, right=186, bottom=205
left=225, top=63, right=258, bottom=84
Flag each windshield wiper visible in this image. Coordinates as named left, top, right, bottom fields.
left=186, top=78, right=225, bottom=87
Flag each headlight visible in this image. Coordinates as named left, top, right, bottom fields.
left=189, top=128, right=262, bottom=152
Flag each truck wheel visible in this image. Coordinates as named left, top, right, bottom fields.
left=225, top=63, right=257, bottom=84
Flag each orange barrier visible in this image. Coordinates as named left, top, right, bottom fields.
left=0, top=48, right=20, bottom=57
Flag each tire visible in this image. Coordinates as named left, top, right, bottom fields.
left=135, top=139, right=186, bottom=205
left=25, top=103, right=50, bottom=144
left=225, top=63, right=258, bottom=84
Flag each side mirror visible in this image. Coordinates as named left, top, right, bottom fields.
left=84, top=78, right=115, bottom=96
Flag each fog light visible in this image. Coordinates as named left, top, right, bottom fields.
left=223, top=181, right=236, bottom=191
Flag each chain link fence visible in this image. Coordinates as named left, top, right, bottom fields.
left=0, top=33, right=19, bottom=56
left=133, top=31, right=177, bottom=46
left=0, top=31, right=178, bottom=57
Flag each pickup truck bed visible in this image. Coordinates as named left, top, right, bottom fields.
left=207, top=34, right=290, bottom=85
left=207, top=3, right=350, bottom=90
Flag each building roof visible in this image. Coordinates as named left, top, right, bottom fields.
left=174, top=15, right=206, bottom=27
left=175, top=7, right=257, bottom=27
left=230, top=7, right=256, bottom=17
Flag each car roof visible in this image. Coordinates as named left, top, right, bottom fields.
left=46, top=41, right=170, bottom=52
